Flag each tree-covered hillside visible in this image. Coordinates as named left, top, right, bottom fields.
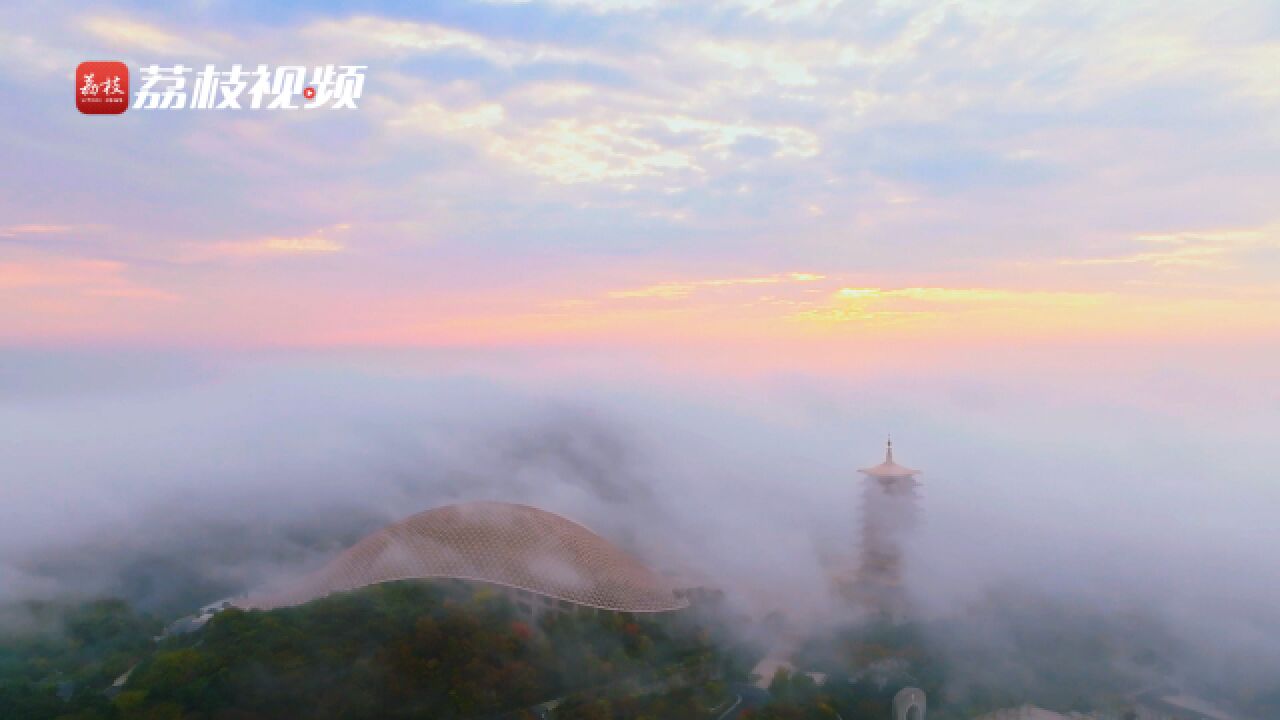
left=0, top=581, right=738, bottom=720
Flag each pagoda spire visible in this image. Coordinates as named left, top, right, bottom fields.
left=859, top=436, right=919, bottom=478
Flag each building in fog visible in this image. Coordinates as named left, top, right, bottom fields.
left=238, top=501, right=688, bottom=617
left=852, top=438, right=921, bottom=621
left=893, top=687, right=926, bottom=720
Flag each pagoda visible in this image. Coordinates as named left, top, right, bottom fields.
left=853, top=437, right=921, bottom=622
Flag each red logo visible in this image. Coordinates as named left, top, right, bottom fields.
left=76, top=61, right=129, bottom=115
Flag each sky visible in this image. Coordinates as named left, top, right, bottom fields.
left=1, top=0, right=1278, bottom=363
left=1, top=1, right=1279, bottom=686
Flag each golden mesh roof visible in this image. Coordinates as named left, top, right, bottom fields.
left=243, top=501, right=687, bottom=613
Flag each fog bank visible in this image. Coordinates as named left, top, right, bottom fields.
left=1, top=347, right=1277, bottom=693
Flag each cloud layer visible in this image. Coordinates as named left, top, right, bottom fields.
left=1, top=0, right=1278, bottom=350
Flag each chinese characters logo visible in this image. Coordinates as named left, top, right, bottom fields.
left=76, top=61, right=129, bottom=115
left=76, top=63, right=367, bottom=114
left=133, top=64, right=367, bottom=109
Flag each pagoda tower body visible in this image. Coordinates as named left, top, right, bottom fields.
left=854, top=438, right=921, bottom=622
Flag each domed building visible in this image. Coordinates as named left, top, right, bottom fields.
left=238, top=501, right=688, bottom=617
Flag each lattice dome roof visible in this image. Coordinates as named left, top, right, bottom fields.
left=242, top=501, right=687, bottom=613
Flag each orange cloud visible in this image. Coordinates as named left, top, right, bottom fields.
left=0, top=224, right=76, bottom=238
left=1058, top=225, right=1279, bottom=271
left=0, top=258, right=124, bottom=290
left=607, top=272, right=825, bottom=300
left=182, top=226, right=350, bottom=262
left=0, top=256, right=177, bottom=301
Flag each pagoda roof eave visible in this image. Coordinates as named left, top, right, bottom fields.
left=858, top=462, right=921, bottom=478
